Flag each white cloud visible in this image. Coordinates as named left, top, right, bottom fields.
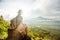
left=0, top=0, right=60, bottom=21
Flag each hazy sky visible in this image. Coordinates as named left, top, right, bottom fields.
left=0, top=0, right=60, bottom=21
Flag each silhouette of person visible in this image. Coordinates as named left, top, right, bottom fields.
left=6, top=9, right=31, bottom=40
left=9, top=10, right=23, bottom=29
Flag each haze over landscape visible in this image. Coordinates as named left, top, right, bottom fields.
left=0, top=0, right=60, bottom=21
left=0, top=0, right=60, bottom=29
left=0, top=0, right=60, bottom=40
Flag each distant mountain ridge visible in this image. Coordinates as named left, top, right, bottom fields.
left=24, top=16, right=60, bottom=25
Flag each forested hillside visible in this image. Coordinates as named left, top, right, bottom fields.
left=29, top=27, right=60, bottom=40
left=0, top=16, right=60, bottom=40
left=0, top=16, right=10, bottom=39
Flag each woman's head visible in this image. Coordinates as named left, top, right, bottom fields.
left=18, top=10, right=22, bottom=15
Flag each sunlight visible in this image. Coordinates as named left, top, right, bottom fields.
left=22, top=10, right=31, bottom=20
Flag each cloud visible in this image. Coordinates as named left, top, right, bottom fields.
left=0, top=0, right=60, bottom=20
left=47, top=0, right=60, bottom=10
left=44, top=0, right=60, bottom=19
left=30, top=0, right=60, bottom=19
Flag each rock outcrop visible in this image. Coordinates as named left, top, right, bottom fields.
left=6, top=10, right=31, bottom=40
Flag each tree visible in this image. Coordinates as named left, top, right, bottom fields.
left=0, top=16, right=10, bottom=39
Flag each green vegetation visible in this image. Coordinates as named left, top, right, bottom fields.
left=29, top=27, right=60, bottom=40
left=0, top=16, right=10, bottom=39
left=0, top=16, right=60, bottom=40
